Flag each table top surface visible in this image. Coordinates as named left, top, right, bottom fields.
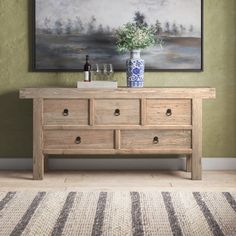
left=19, top=87, right=216, bottom=99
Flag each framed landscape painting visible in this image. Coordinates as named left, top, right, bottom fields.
left=33, top=0, right=203, bottom=71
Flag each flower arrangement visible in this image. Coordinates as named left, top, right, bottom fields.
left=115, top=23, right=159, bottom=52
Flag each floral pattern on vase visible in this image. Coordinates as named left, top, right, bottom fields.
left=126, top=50, right=145, bottom=88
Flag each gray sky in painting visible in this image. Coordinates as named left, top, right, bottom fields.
left=36, top=0, right=201, bottom=32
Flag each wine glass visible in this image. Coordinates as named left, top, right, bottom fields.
left=102, top=64, right=114, bottom=80
left=107, top=64, right=114, bottom=80
left=92, top=64, right=102, bottom=81
left=102, top=64, right=108, bottom=80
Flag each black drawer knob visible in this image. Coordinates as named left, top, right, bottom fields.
left=63, top=109, right=69, bottom=116
left=75, top=136, right=81, bottom=144
left=114, top=109, right=120, bottom=116
left=153, top=136, right=159, bottom=144
left=166, top=109, right=172, bottom=116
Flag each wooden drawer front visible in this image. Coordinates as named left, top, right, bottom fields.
left=94, top=99, right=140, bottom=125
left=43, top=99, right=88, bottom=125
left=146, top=99, right=191, bottom=125
left=44, top=130, right=114, bottom=149
left=121, top=130, right=191, bottom=149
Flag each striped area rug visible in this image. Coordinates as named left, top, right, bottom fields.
left=0, top=191, right=235, bottom=236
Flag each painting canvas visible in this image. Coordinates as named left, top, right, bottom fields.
left=33, top=0, right=203, bottom=71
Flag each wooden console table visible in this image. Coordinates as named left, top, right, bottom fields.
left=20, top=88, right=216, bottom=180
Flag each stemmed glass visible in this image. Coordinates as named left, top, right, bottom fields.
left=92, top=64, right=102, bottom=81
left=103, top=64, right=114, bottom=80
left=92, top=63, right=114, bottom=81
left=107, top=64, right=114, bottom=80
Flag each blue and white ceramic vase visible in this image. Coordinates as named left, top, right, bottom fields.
left=126, top=49, right=145, bottom=88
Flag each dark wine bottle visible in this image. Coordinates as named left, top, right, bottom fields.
left=84, top=55, right=91, bottom=82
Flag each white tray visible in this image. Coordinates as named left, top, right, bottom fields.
left=77, top=81, right=118, bottom=88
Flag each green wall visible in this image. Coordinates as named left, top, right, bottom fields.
left=0, top=0, right=235, bottom=157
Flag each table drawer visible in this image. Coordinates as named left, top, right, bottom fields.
left=146, top=99, right=191, bottom=125
left=43, top=99, right=89, bottom=125
left=120, top=130, right=191, bottom=149
left=44, top=130, right=114, bottom=149
left=94, top=99, right=140, bottom=125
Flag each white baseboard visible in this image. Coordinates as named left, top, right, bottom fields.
left=0, top=157, right=235, bottom=170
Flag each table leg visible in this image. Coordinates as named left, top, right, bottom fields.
left=33, top=98, right=44, bottom=180
left=186, top=155, right=192, bottom=172
left=33, top=153, right=44, bottom=180
left=191, top=98, right=202, bottom=180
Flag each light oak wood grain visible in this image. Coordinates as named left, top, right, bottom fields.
left=115, top=130, right=121, bottom=150
left=1, top=170, right=235, bottom=191
left=141, top=98, right=147, bottom=125
left=20, top=88, right=216, bottom=99
left=94, top=99, right=140, bottom=125
left=186, top=155, right=192, bottom=172
left=44, top=130, right=114, bottom=150
left=121, top=130, right=191, bottom=149
left=89, top=99, right=94, bottom=126
left=20, top=87, right=216, bottom=180
left=43, top=125, right=193, bottom=130
left=43, top=149, right=117, bottom=155
left=43, top=149, right=192, bottom=155
left=33, top=99, right=44, bottom=180
left=191, top=99, right=203, bottom=180
left=146, top=99, right=191, bottom=125
left=43, top=99, right=88, bottom=125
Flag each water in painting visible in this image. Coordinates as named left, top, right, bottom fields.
left=35, top=0, right=202, bottom=70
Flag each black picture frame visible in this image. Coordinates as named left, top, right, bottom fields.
left=32, top=0, right=204, bottom=72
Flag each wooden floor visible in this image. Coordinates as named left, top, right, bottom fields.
left=0, top=170, right=235, bottom=191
